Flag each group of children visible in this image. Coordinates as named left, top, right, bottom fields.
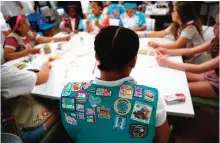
left=1, top=1, right=219, bottom=143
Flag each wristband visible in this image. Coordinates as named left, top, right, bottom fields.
left=144, top=32, right=147, bottom=37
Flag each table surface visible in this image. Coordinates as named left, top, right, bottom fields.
left=3, top=32, right=194, bottom=117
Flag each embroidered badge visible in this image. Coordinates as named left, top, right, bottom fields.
left=129, top=124, right=148, bottom=138
left=95, top=88, right=111, bottom=96
left=70, top=113, right=76, bottom=117
left=114, top=98, right=131, bottom=116
left=62, top=97, right=75, bottom=111
left=76, top=104, right=84, bottom=112
left=86, top=88, right=96, bottom=94
left=72, top=82, right=82, bottom=91
left=64, top=113, right=77, bottom=125
left=134, top=86, right=143, bottom=98
left=119, top=85, right=133, bottom=99
left=89, top=95, right=102, bottom=107
left=97, top=107, right=110, bottom=119
left=86, top=108, right=96, bottom=115
left=75, top=91, right=88, bottom=104
left=77, top=112, right=85, bottom=119
left=144, top=90, right=155, bottom=102
left=62, top=82, right=73, bottom=96
left=87, top=115, right=96, bottom=123
left=131, top=101, right=152, bottom=124
left=33, top=118, right=38, bottom=124
left=82, top=82, right=91, bottom=89
left=113, top=115, right=126, bottom=131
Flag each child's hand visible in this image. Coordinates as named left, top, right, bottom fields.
left=156, top=54, right=170, bottom=67
left=61, top=36, right=71, bottom=41
left=86, top=20, right=90, bottom=25
left=28, top=48, right=40, bottom=54
left=74, top=30, right=79, bottom=34
left=148, top=41, right=159, bottom=49
left=95, top=20, right=100, bottom=27
left=64, top=28, right=72, bottom=33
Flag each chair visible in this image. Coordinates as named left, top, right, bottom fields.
left=192, top=96, right=219, bottom=108
left=145, top=17, right=155, bottom=31
left=27, top=12, right=54, bottom=36
left=202, top=25, right=215, bottom=42
left=1, top=133, right=23, bottom=143
left=109, top=19, right=120, bottom=26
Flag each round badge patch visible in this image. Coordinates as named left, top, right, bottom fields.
left=114, top=98, right=131, bottom=116
left=75, top=91, right=88, bottom=104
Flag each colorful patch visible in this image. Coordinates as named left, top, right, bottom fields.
left=103, top=89, right=111, bottom=96
left=129, top=124, right=148, bottom=138
left=89, top=95, right=101, bottom=107
left=113, top=115, right=126, bottom=131
left=114, top=98, right=131, bottom=116
left=70, top=113, right=76, bottom=117
left=134, top=86, right=143, bottom=98
left=64, top=113, right=77, bottom=125
left=87, top=115, right=96, bottom=123
left=82, top=82, right=91, bottom=89
left=119, top=85, right=133, bottom=99
left=75, top=91, right=88, bottom=104
left=97, top=107, right=111, bottom=119
left=41, top=111, right=48, bottom=116
left=76, top=104, right=84, bottom=112
left=86, top=88, right=96, bottom=94
left=62, top=97, right=75, bottom=111
left=86, top=108, right=96, bottom=115
left=72, top=83, right=81, bottom=91
left=62, top=82, right=73, bottom=96
left=144, top=90, right=155, bottom=102
left=95, top=88, right=111, bottom=96
left=131, top=101, right=152, bottom=124
left=77, top=112, right=85, bottom=119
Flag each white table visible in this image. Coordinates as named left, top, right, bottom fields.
left=3, top=32, right=194, bottom=117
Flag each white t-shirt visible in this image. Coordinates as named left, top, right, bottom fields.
left=165, top=25, right=204, bottom=48
left=93, top=76, right=167, bottom=127
left=1, top=66, right=37, bottom=99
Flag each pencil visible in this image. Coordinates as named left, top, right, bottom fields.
left=92, top=60, right=97, bottom=74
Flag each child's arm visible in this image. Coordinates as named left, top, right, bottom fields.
left=4, top=48, right=40, bottom=61
left=85, top=21, right=93, bottom=32
left=138, top=30, right=168, bottom=38
left=156, top=40, right=212, bottom=56
left=36, top=35, right=70, bottom=43
left=59, top=21, right=72, bottom=33
left=133, top=25, right=147, bottom=31
left=36, top=61, right=51, bottom=85
left=154, top=120, right=170, bottom=143
left=156, top=54, right=219, bottom=74
left=149, top=36, right=188, bottom=49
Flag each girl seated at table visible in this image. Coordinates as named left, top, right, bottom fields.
left=139, top=2, right=204, bottom=50
left=1, top=61, right=59, bottom=143
left=155, top=13, right=219, bottom=99
left=86, top=1, right=109, bottom=33
left=4, top=15, right=71, bottom=61
left=119, top=2, right=146, bottom=31
left=59, top=4, right=84, bottom=34
left=60, top=26, right=170, bottom=143
left=107, top=1, right=125, bottom=19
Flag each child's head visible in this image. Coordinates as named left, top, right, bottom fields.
left=213, top=13, right=219, bottom=38
left=94, top=26, right=139, bottom=74
left=171, top=2, right=197, bottom=25
left=90, top=1, right=103, bottom=16
left=66, top=5, right=77, bottom=18
left=7, top=15, right=30, bottom=35
left=124, top=2, right=137, bottom=17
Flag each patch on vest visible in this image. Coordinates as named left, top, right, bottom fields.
left=114, top=98, right=131, bottom=115
left=144, top=90, right=155, bottom=102
left=113, top=115, right=126, bottom=131
left=81, top=82, right=91, bottom=89
left=89, top=95, right=102, bottom=107
left=119, top=85, right=133, bottom=99
left=129, top=124, right=148, bottom=138
left=87, top=115, right=96, bottom=123
left=131, top=101, right=152, bottom=124
left=62, top=82, right=74, bottom=96
left=72, top=83, right=82, bottom=91
left=75, top=91, right=88, bottom=104
left=134, top=86, right=143, bottom=98
left=76, top=104, right=84, bottom=112
left=64, top=113, right=77, bottom=125
left=97, top=107, right=111, bottom=119
left=62, top=97, right=75, bottom=111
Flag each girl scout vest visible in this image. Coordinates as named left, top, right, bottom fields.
left=4, top=32, right=36, bottom=52
left=60, top=81, right=158, bottom=143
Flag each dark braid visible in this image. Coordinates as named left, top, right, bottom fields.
left=94, top=26, right=139, bottom=71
